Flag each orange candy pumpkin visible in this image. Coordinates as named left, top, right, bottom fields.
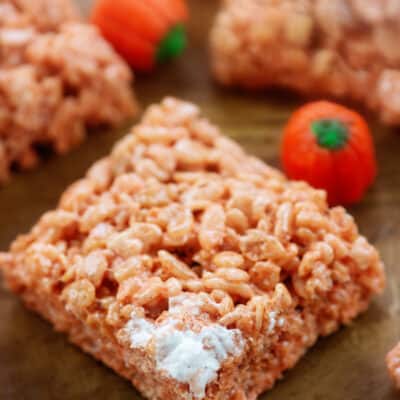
left=91, top=0, right=188, bottom=71
left=281, top=101, right=377, bottom=206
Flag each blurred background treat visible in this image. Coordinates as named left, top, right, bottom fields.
left=210, top=0, right=400, bottom=125
left=91, top=0, right=189, bottom=71
left=0, top=0, right=137, bottom=184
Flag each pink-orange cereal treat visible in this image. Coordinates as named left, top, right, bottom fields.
left=210, top=0, right=400, bottom=124
left=0, top=98, right=385, bottom=400
left=0, top=0, right=137, bottom=184
left=387, top=342, right=400, bottom=389
left=8, top=0, right=80, bottom=31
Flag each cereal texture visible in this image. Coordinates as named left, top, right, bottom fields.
left=0, top=98, right=385, bottom=400
left=0, top=0, right=137, bottom=184
left=210, top=0, right=400, bottom=124
left=387, top=342, right=400, bottom=389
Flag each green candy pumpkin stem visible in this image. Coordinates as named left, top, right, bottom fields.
left=311, top=119, right=349, bottom=150
left=156, top=24, right=187, bottom=64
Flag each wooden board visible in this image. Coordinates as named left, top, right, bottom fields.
left=0, top=1, right=399, bottom=399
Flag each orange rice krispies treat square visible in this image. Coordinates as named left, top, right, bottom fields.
left=0, top=0, right=138, bottom=184
left=0, top=98, right=384, bottom=400
left=210, top=0, right=400, bottom=125
left=387, top=342, right=400, bottom=390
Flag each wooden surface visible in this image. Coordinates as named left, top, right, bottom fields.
left=1, top=1, right=400, bottom=399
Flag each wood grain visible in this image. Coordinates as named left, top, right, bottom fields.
left=0, top=1, right=399, bottom=399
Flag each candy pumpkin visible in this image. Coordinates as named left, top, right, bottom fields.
left=281, top=101, right=377, bottom=206
left=91, top=0, right=188, bottom=71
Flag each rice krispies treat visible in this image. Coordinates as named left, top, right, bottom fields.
left=0, top=0, right=137, bottom=184
left=6, top=0, right=80, bottom=31
left=387, top=342, right=400, bottom=389
left=210, top=0, right=400, bottom=125
left=0, top=98, right=385, bottom=400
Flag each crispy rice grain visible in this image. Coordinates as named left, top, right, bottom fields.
left=0, top=0, right=137, bottom=184
left=211, top=0, right=400, bottom=124
left=0, top=98, right=385, bottom=400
